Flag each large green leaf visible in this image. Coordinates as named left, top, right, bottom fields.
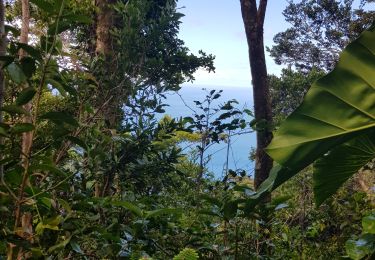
left=313, top=131, right=375, bottom=205
left=267, top=25, right=375, bottom=169
left=258, top=24, right=375, bottom=202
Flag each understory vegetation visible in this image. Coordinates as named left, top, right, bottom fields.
left=0, top=0, right=374, bottom=259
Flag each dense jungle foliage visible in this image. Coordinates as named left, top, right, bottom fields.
left=0, top=0, right=374, bottom=259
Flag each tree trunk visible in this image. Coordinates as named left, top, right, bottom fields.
left=0, top=0, right=6, bottom=182
left=20, top=0, right=32, bottom=166
left=240, top=0, right=273, bottom=189
left=95, top=0, right=116, bottom=197
left=19, top=0, right=29, bottom=56
left=95, top=0, right=115, bottom=56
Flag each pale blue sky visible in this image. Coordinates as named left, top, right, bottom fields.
left=178, top=0, right=289, bottom=88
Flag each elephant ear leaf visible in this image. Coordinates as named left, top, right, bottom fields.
left=262, top=25, right=375, bottom=191
left=313, top=130, right=375, bottom=206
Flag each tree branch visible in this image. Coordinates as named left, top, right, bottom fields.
left=240, top=0, right=258, bottom=35
left=257, top=0, right=268, bottom=27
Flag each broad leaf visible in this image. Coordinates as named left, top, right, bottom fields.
left=267, top=26, right=375, bottom=169
left=16, top=87, right=37, bottom=105
left=30, top=0, right=55, bottom=14
left=41, top=111, right=78, bottom=127
left=11, top=123, right=35, bottom=134
left=222, top=200, right=238, bottom=220
left=1, top=105, right=30, bottom=115
left=20, top=57, right=37, bottom=78
left=258, top=24, right=375, bottom=203
left=17, top=43, right=43, bottom=61
left=313, top=131, right=375, bottom=205
left=6, top=63, right=27, bottom=84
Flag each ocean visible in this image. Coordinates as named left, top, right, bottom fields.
left=163, top=85, right=256, bottom=178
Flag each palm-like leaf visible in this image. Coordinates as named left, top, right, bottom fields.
left=313, top=130, right=375, bottom=205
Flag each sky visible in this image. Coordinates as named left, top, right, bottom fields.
left=177, top=0, right=290, bottom=88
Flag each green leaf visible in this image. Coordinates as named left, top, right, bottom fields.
left=6, top=63, right=27, bottom=84
left=36, top=215, right=63, bottom=235
left=48, top=20, right=71, bottom=35
left=40, top=111, right=78, bottom=127
left=363, top=214, right=375, bottom=234
left=313, top=131, right=375, bottom=205
left=111, top=201, right=143, bottom=218
left=145, top=208, right=182, bottom=219
left=20, top=57, right=37, bottom=78
left=201, top=195, right=223, bottom=208
left=222, top=200, right=238, bottom=220
left=17, top=43, right=43, bottom=61
left=1, top=105, right=30, bottom=115
left=16, top=87, right=37, bottom=105
left=11, top=123, right=34, bottom=134
left=345, top=234, right=375, bottom=260
left=30, top=0, right=55, bottom=13
left=38, top=197, right=52, bottom=209
left=267, top=27, right=375, bottom=169
left=62, top=13, right=92, bottom=24
left=254, top=24, right=375, bottom=204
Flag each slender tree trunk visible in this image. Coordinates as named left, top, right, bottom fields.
left=95, top=0, right=116, bottom=197
left=240, top=0, right=273, bottom=189
left=20, top=0, right=32, bottom=166
left=19, top=0, right=29, bottom=56
left=0, top=0, right=6, bottom=185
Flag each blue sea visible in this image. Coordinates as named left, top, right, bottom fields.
left=163, top=85, right=256, bottom=178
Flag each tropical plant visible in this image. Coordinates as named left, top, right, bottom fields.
left=253, top=21, right=375, bottom=206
